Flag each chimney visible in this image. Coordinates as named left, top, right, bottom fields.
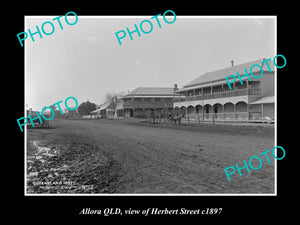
left=261, top=57, right=266, bottom=67
left=174, top=84, right=178, bottom=91
left=231, top=60, right=234, bottom=67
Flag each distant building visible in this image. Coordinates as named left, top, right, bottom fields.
left=116, top=86, right=178, bottom=118
left=174, top=59, right=275, bottom=122
left=90, top=101, right=117, bottom=119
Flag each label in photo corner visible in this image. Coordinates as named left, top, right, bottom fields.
left=30, top=178, right=93, bottom=191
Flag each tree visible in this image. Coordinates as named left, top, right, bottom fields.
left=49, top=104, right=57, bottom=112
left=64, top=109, right=78, bottom=119
left=77, top=101, right=96, bottom=116
left=47, top=103, right=67, bottom=118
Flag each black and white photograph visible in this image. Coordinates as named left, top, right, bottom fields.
left=14, top=5, right=293, bottom=220
left=23, top=15, right=277, bottom=195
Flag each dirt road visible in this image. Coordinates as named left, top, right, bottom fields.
left=27, top=118, right=275, bottom=194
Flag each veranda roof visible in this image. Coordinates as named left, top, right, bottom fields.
left=250, top=96, right=275, bottom=104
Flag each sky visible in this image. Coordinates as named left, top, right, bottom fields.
left=25, top=15, right=275, bottom=111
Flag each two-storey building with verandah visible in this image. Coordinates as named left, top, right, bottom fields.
left=173, top=58, right=275, bottom=122
left=116, top=86, right=178, bottom=118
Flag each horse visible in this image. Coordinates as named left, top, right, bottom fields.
left=168, top=114, right=182, bottom=124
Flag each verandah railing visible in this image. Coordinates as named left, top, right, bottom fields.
left=184, top=112, right=249, bottom=120
left=175, top=88, right=261, bottom=102
left=181, top=112, right=273, bottom=122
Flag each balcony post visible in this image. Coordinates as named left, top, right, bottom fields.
left=234, top=103, right=236, bottom=122
left=247, top=80, right=249, bottom=95
left=247, top=103, right=249, bottom=122
left=222, top=104, right=225, bottom=120
left=212, top=105, right=215, bottom=125
left=234, top=83, right=236, bottom=96
left=261, top=103, right=264, bottom=123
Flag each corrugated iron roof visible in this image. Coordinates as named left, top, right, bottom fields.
left=90, top=108, right=101, bottom=113
left=124, top=87, right=175, bottom=97
left=183, top=58, right=275, bottom=88
left=91, top=102, right=116, bottom=113
left=250, top=96, right=275, bottom=104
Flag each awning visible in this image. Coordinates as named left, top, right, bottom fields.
left=250, top=96, right=275, bottom=104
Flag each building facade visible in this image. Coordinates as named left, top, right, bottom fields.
left=174, top=59, right=275, bottom=122
left=116, top=86, right=177, bottom=118
left=90, top=101, right=117, bottom=119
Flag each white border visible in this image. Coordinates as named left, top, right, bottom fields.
left=24, top=15, right=277, bottom=196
